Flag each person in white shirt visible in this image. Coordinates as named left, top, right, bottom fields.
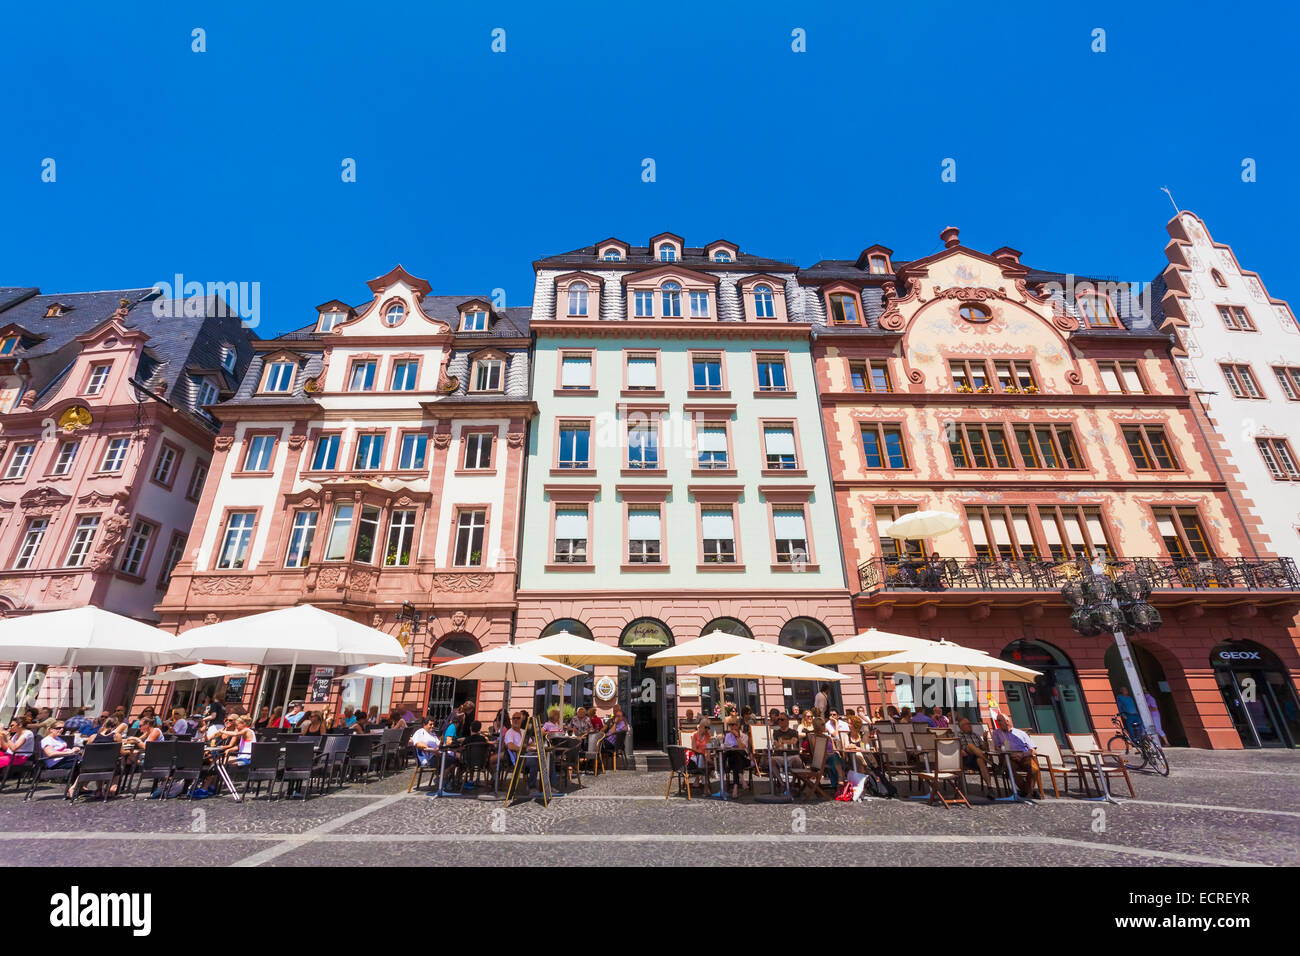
left=411, top=717, right=440, bottom=767
left=171, top=709, right=192, bottom=736
left=814, top=685, right=830, bottom=716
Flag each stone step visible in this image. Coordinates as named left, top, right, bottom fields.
left=629, top=750, right=671, bottom=771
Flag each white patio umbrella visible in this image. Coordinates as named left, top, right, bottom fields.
left=862, top=641, right=1042, bottom=684
left=694, top=651, right=846, bottom=800
left=146, top=663, right=251, bottom=715
left=523, top=630, right=634, bottom=734
left=433, top=644, right=583, bottom=796
left=883, top=510, right=961, bottom=540
left=645, top=629, right=801, bottom=721
left=0, top=607, right=184, bottom=719
left=169, top=604, right=406, bottom=728
left=340, top=663, right=432, bottom=679
left=801, top=628, right=939, bottom=717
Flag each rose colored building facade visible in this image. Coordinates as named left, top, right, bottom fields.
left=803, top=227, right=1300, bottom=749
left=0, top=286, right=253, bottom=717
left=144, top=267, right=534, bottom=723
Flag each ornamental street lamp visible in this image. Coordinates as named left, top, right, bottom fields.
left=1061, top=560, right=1161, bottom=737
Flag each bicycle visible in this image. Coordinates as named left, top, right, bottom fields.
left=1106, top=714, right=1170, bottom=776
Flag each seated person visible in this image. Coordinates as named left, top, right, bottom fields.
left=569, top=707, right=592, bottom=737
left=689, top=720, right=713, bottom=774
left=911, top=708, right=936, bottom=727
left=39, top=719, right=80, bottom=769
left=387, top=710, right=408, bottom=731
left=990, top=715, right=1042, bottom=797
left=955, top=717, right=992, bottom=787
left=541, top=707, right=564, bottom=737
left=300, top=711, right=327, bottom=736
left=0, top=718, right=33, bottom=772
left=465, top=721, right=488, bottom=745
left=411, top=717, right=440, bottom=767
left=588, top=709, right=604, bottom=733
left=769, top=713, right=804, bottom=783
left=929, top=707, right=951, bottom=729
left=722, top=717, right=752, bottom=798
left=502, top=712, right=539, bottom=790
left=599, top=707, right=627, bottom=760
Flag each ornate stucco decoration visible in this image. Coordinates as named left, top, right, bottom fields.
left=57, top=406, right=93, bottom=432
left=450, top=610, right=469, bottom=631
left=434, top=572, right=492, bottom=592
left=193, top=577, right=252, bottom=596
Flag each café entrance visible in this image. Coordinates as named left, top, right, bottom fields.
left=618, top=618, right=675, bottom=750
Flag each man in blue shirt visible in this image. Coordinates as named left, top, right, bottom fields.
left=63, top=708, right=95, bottom=735
left=1115, top=687, right=1142, bottom=739
left=991, top=715, right=1041, bottom=797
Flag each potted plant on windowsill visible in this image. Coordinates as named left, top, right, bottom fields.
left=956, top=384, right=973, bottom=393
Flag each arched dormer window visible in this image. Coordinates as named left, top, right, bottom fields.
left=754, top=284, right=775, bottom=318
left=567, top=282, right=589, bottom=317
left=602, top=248, right=623, bottom=261
left=661, top=281, right=682, bottom=317
left=383, top=303, right=405, bottom=327
left=659, top=244, right=677, bottom=263
left=713, top=250, right=732, bottom=263
left=1211, top=269, right=1227, bottom=288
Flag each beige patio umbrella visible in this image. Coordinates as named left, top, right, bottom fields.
left=147, top=663, right=251, bottom=716
left=863, top=639, right=1041, bottom=720
left=523, top=630, right=634, bottom=730
left=883, top=510, right=961, bottom=540
left=645, top=629, right=801, bottom=720
left=802, top=628, right=939, bottom=717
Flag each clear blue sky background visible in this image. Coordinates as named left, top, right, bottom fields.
left=2, top=1, right=1296, bottom=337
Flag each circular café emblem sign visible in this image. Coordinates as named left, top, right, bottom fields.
left=620, top=619, right=670, bottom=648
left=594, top=676, right=618, bottom=702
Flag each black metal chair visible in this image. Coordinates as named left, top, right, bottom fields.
left=393, top=724, right=416, bottom=770
left=665, top=744, right=694, bottom=799
left=278, top=742, right=316, bottom=799
left=550, top=737, right=582, bottom=791
left=314, top=734, right=350, bottom=792
left=171, top=742, right=205, bottom=799
left=239, top=742, right=282, bottom=800
left=67, top=743, right=122, bottom=802
left=459, top=740, right=492, bottom=790
left=131, top=741, right=176, bottom=799
left=342, top=734, right=380, bottom=786
left=376, top=726, right=402, bottom=775
left=0, top=733, right=35, bottom=792
left=26, top=745, right=81, bottom=801
left=601, top=730, right=628, bottom=771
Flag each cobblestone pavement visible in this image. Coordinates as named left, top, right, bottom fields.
left=1, top=747, right=1295, bottom=867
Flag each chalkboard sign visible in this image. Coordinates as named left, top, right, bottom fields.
left=505, top=714, right=552, bottom=807
left=309, top=666, right=335, bottom=703
left=225, top=677, right=247, bottom=704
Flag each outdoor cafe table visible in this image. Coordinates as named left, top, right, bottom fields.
left=705, top=739, right=748, bottom=801
left=769, top=745, right=799, bottom=798
left=204, top=747, right=242, bottom=802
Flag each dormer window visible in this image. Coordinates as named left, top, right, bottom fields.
left=567, top=283, right=589, bottom=318
left=602, top=248, right=623, bottom=261
left=713, top=251, right=732, bottom=263
left=659, top=244, right=677, bottom=262
left=868, top=255, right=889, bottom=275
left=195, top=376, right=219, bottom=409
left=753, top=285, right=775, bottom=318
left=828, top=293, right=862, bottom=326
left=1077, top=293, right=1119, bottom=328
left=1211, top=269, right=1227, bottom=288
left=661, top=282, right=682, bottom=317
left=461, top=310, right=489, bottom=332
left=319, top=311, right=344, bottom=333
left=45, top=303, right=70, bottom=318
left=262, top=361, right=295, bottom=393
left=0, top=335, right=20, bottom=356
left=383, top=303, right=405, bottom=327
left=85, top=363, right=112, bottom=396
left=221, top=348, right=238, bottom=373
left=472, top=357, right=504, bottom=392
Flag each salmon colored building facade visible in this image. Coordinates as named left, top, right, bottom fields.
left=803, top=227, right=1300, bottom=750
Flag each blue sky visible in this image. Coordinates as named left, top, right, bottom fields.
left=2, top=1, right=1296, bottom=337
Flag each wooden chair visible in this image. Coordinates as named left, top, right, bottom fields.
left=1066, top=733, right=1135, bottom=797
left=1027, top=733, right=1077, bottom=798
left=916, top=738, right=971, bottom=808
left=790, top=734, right=830, bottom=799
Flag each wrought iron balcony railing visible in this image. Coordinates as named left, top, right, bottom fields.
left=856, top=555, right=1300, bottom=595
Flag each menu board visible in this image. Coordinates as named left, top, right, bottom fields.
left=224, top=677, right=247, bottom=704
left=309, top=666, right=335, bottom=703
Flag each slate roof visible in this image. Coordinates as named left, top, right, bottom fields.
left=535, top=244, right=796, bottom=273
left=273, top=301, right=530, bottom=342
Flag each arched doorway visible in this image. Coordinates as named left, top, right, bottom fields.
left=425, top=634, right=480, bottom=723
left=1001, top=640, right=1092, bottom=745
left=779, top=618, right=841, bottom=716
left=1104, top=642, right=1188, bottom=747
left=533, top=619, right=595, bottom=720
left=1211, top=640, right=1300, bottom=748
left=699, top=618, right=760, bottom=717
left=619, top=618, right=674, bottom=749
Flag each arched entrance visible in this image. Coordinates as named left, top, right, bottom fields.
left=1104, top=642, right=1188, bottom=747
left=533, top=619, right=595, bottom=720
left=699, top=618, right=760, bottom=717
left=1211, top=640, right=1300, bottom=748
left=779, top=618, right=841, bottom=715
left=619, top=618, right=674, bottom=749
left=1001, top=640, right=1092, bottom=745
left=425, top=634, right=480, bottom=723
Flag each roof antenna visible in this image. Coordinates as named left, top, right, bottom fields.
left=1160, top=186, right=1180, bottom=215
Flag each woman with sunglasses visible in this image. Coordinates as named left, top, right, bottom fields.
left=723, top=717, right=751, bottom=798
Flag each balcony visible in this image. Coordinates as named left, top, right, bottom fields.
left=857, top=555, right=1300, bottom=596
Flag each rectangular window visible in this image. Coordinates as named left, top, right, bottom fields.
left=454, top=510, right=487, bottom=567
left=1258, top=438, right=1300, bottom=480
left=1221, top=363, right=1263, bottom=399
left=65, top=516, right=100, bottom=568
left=284, top=511, right=318, bottom=568
left=696, top=425, right=729, bottom=469
left=689, top=291, right=710, bottom=318
left=966, top=506, right=1040, bottom=561
left=353, top=505, right=381, bottom=563
left=152, top=445, right=178, bottom=485
left=14, top=517, right=49, bottom=570
left=463, top=432, right=494, bottom=470
left=100, top=437, right=130, bottom=473
left=1099, top=361, right=1146, bottom=394
left=993, top=360, right=1037, bottom=392
left=861, top=424, right=907, bottom=469
left=384, top=509, right=417, bottom=567
left=692, top=356, right=723, bottom=391
left=461, top=311, right=488, bottom=332
left=560, top=355, right=592, bottom=390
left=312, top=434, right=340, bottom=471
left=159, top=531, right=186, bottom=588
left=5, top=442, right=36, bottom=479
left=627, top=508, right=661, bottom=564
left=626, top=355, right=657, bottom=390
left=849, top=361, right=892, bottom=392
left=1037, top=505, right=1112, bottom=561
left=119, top=519, right=155, bottom=576
left=186, top=461, right=208, bottom=501
left=1013, top=425, right=1084, bottom=470
left=391, top=360, right=418, bottom=391
left=51, top=440, right=80, bottom=477
left=398, top=433, right=427, bottom=470
left=0, top=335, right=18, bottom=356
left=773, top=509, right=808, bottom=564
left=634, top=290, right=654, bottom=317
left=473, top=360, right=503, bottom=392
left=553, top=508, right=589, bottom=563
left=949, top=359, right=991, bottom=392
left=215, top=512, right=254, bottom=570
left=1273, top=366, right=1300, bottom=401
left=870, top=361, right=893, bottom=393
left=763, top=426, right=798, bottom=469
left=949, top=424, right=1012, bottom=469
left=876, top=505, right=921, bottom=562
left=701, top=509, right=735, bottom=563
left=1123, top=425, right=1177, bottom=471
left=85, top=363, right=111, bottom=395
left=627, top=423, right=659, bottom=469
left=1153, top=506, right=1213, bottom=560
left=324, top=503, right=353, bottom=561
left=354, top=433, right=385, bottom=470
left=558, top=424, right=590, bottom=469
left=196, top=377, right=219, bottom=409
left=348, top=361, right=377, bottom=391
left=264, top=362, right=295, bottom=392
left=1217, top=305, right=1256, bottom=332
left=829, top=294, right=860, bottom=326
left=756, top=356, right=788, bottom=392
left=244, top=434, right=276, bottom=472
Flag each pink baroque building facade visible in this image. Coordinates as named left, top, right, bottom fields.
left=146, top=267, right=534, bottom=723
left=0, top=286, right=254, bottom=715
